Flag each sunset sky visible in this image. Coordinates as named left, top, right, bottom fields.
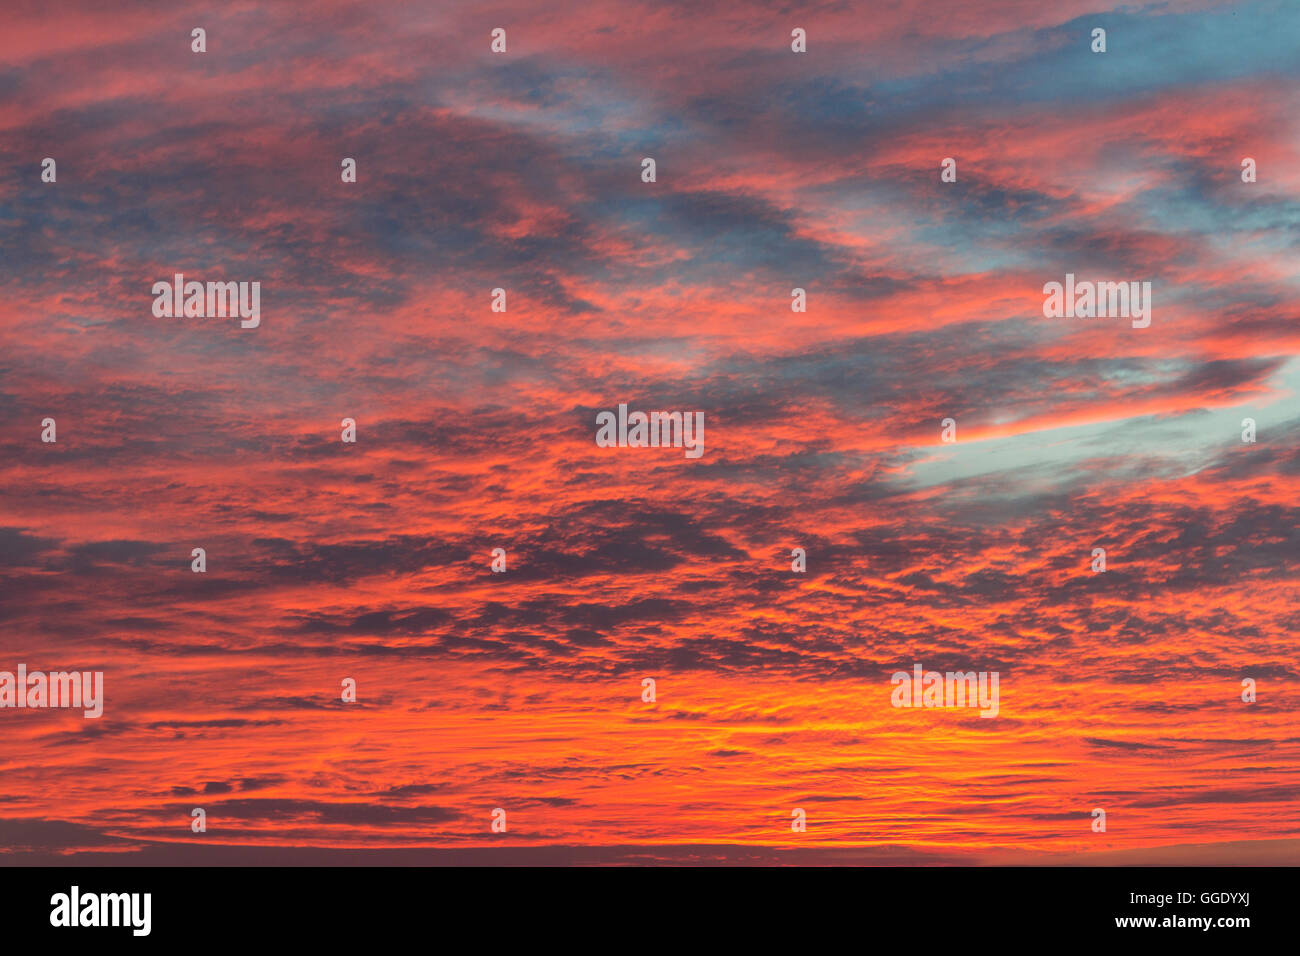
left=1, top=0, right=1298, bottom=865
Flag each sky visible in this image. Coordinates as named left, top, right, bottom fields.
left=1, top=0, right=1298, bottom=865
